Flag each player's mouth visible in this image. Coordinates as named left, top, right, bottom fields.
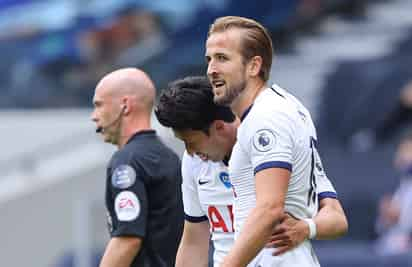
left=212, top=80, right=225, bottom=89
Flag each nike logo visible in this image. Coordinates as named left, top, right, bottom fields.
left=198, top=180, right=209, bottom=185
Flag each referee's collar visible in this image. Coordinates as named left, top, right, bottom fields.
left=126, top=129, right=156, bottom=144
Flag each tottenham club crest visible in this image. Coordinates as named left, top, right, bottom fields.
left=253, top=129, right=276, bottom=152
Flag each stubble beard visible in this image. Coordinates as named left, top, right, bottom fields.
left=214, top=80, right=246, bottom=107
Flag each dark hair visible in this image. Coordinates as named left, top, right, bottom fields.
left=208, top=16, right=273, bottom=82
left=155, top=76, right=235, bottom=134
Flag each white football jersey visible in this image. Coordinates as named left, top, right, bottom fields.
left=181, top=151, right=235, bottom=266
left=229, top=84, right=328, bottom=267
left=182, top=143, right=337, bottom=267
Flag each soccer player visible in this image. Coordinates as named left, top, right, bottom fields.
left=155, top=76, right=348, bottom=266
left=205, top=16, right=345, bottom=266
left=91, top=68, right=183, bottom=267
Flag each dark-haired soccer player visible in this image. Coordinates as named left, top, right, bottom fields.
left=155, top=76, right=347, bottom=267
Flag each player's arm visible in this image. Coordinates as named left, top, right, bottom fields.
left=268, top=171, right=348, bottom=254
left=99, top=236, right=142, bottom=267
left=176, top=220, right=210, bottom=267
left=310, top=149, right=348, bottom=240
left=314, top=197, right=348, bottom=239
left=221, top=167, right=289, bottom=267
left=177, top=152, right=210, bottom=266
left=268, top=197, right=348, bottom=255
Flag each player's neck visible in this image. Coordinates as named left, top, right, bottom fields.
left=231, top=80, right=266, bottom=120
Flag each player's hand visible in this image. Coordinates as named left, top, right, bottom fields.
left=265, top=213, right=310, bottom=256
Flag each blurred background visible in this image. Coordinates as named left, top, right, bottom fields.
left=1, top=0, right=412, bottom=266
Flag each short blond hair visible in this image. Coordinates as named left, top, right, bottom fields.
left=208, top=16, right=273, bottom=82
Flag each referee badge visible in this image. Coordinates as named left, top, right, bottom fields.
left=253, top=129, right=276, bottom=152
left=112, top=165, right=136, bottom=189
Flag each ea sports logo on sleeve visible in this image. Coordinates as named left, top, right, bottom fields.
left=115, top=191, right=140, bottom=221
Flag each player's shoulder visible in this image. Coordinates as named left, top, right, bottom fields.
left=256, top=86, right=298, bottom=113
left=182, top=151, right=208, bottom=173
left=183, top=150, right=201, bottom=164
left=252, top=85, right=312, bottom=125
left=242, top=92, right=293, bottom=130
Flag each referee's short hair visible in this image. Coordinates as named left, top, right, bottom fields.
left=155, top=76, right=235, bottom=135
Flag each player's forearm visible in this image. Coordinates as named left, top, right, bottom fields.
left=222, top=205, right=283, bottom=267
left=99, top=237, right=141, bottom=267
left=314, top=199, right=348, bottom=240
left=176, top=221, right=209, bottom=267
left=176, top=241, right=209, bottom=267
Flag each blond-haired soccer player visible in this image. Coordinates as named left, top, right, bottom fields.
left=205, top=16, right=347, bottom=266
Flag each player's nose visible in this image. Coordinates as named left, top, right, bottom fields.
left=207, top=61, right=218, bottom=77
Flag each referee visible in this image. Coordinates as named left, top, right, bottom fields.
left=91, top=68, right=183, bottom=267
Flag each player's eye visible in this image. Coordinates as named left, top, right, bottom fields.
left=217, top=54, right=227, bottom=61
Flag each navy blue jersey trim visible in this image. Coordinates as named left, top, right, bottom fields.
left=222, top=156, right=230, bottom=166
left=270, top=86, right=285, bottom=98
left=240, top=105, right=253, bottom=122
left=185, top=214, right=208, bottom=223
left=254, top=161, right=292, bottom=175
left=318, top=191, right=337, bottom=200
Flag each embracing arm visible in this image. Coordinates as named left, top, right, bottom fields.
left=269, top=197, right=348, bottom=255
left=176, top=220, right=210, bottom=267
left=99, top=236, right=142, bottom=267
left=314, top=197, right=348, bottom=239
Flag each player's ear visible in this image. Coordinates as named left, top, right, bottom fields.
left=211, top=120, right=225, bottom=133
left=247, top=56, right=262, bottom=77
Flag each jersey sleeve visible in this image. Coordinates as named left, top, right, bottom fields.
left=311, top=140, right=338, bottom=200
left=107, top=157, right=148, bottom=238
left=181, top=151, right=208, bottom=222
left=241, top=109, right=294, bottom=175
left=316, top=175, right=338, bottom=200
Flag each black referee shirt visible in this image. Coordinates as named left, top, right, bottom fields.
left=105, top=130, right=183, bottom=267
